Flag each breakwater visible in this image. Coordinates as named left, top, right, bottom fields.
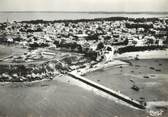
left=68, top=71, right=146, bottom=109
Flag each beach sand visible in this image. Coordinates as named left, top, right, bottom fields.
left=114, top=49, right=168, bottom=60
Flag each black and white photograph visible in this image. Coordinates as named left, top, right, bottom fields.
left=0, top=0, right=168, bottom=117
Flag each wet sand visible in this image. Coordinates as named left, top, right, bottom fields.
left=0, top=79, right=149, bottom=117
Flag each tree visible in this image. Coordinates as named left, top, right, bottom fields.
left=163, top=38, right=168, bottom=45
left=145, top=38, right=154, bottom=46
left=96, top=42, right=104, bottom=50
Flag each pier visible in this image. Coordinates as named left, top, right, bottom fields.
left=68, top=71, right=146, bottom=110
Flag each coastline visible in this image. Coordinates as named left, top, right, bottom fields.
left=73, top=60, right=129, bottom=76
left=114, top=49, right=168, bottom=60
left=71, top=48, right=168, bottom=77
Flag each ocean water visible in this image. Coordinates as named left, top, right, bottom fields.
left=0, top=12, right=168, bottom=23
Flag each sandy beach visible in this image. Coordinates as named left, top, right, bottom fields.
left=114, top=49, right=168, bottom=60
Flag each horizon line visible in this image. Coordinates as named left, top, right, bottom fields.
left=1, top=11, right=168, bottom=14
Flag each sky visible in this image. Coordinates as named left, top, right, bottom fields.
left=0, top=0, right=168, bottom=12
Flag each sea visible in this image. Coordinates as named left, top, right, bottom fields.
left=0, top=12, right=168, bottom=23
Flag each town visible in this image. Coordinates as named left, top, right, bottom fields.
left=0, top=17, right=168, bottom=82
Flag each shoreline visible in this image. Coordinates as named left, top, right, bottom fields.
left=114, top=49, right=168, bottom=60
left=0, top=49, right=168, bottom=83
left=73, top=49, right=168, bottom=76
left=73, top=60, right=129, bottom=76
